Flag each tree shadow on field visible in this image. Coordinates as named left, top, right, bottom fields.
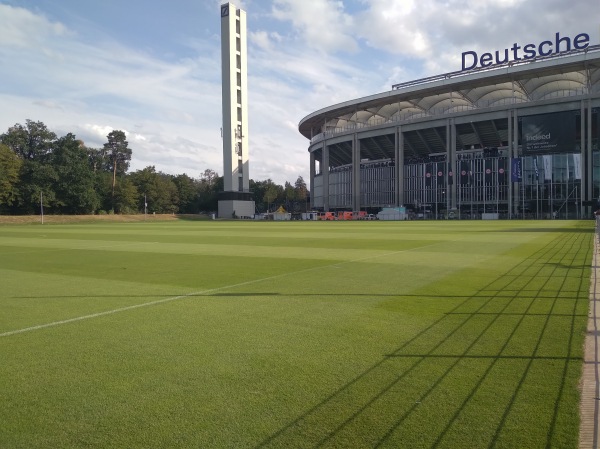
left=545, top=262, right=590, bottom=270
left=497, top=227, right=592, bottom=233
left=172, top=214, right=212, bottom=221
left=250, top=232, right=590, bottom=448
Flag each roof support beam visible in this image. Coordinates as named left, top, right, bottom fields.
left=416, top=129, right=433, bottom=154
left=470, top=122, right=484, bottom=148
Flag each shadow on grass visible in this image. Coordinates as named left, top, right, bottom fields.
left=252, top=231, right=591, bottom=449
left=173, top=214, right=212, bottom=221
left=498, top=227, right=593, bottom=233
left=545, top=262, right=590, bottom=269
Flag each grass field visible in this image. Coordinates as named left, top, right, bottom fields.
left=0, top=219, right=593, bottom=448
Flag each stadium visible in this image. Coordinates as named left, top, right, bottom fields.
left=299, top=33, right=600, bottom=219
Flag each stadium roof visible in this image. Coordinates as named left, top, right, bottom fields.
left=298, top=45, right=600, bottom=141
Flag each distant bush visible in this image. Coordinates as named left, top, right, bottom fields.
left=119, top=206, right=137, bottom=214
left=97, top=210, right=107, bottom=215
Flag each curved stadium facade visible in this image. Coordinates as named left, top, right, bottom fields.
left=299, top=42, right=600, bottom=219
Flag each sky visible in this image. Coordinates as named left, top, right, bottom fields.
left=0, top=0, right=598, bottom=186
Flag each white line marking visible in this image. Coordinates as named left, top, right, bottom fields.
left=1, top=241, right=442, bottom=338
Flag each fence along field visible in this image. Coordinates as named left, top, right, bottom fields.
left=0, top=219, right=593, bottom=448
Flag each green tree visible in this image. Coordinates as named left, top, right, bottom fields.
left=1, top=120, right=58, bottom=213
left=52, top=134, right=100, bottom=214
left=156, top=173, right=179, bottom=214
left=129, top=166, right=158, bottom=211
left=294, top=176, right=307, bottom=200
left=130, top=166, right=179, bottom=214
left=294, top=176, right=308, bottom=212
left=87, top=147, right=107, bottom=172
left=114, top=178, right=139, bottom=214
left=173, top=174, right=199, bottom=214
left=201, top=169, right=218, bottom=186
left=16, top=160, right=58, bottom=214
left=103, top=130, right=132, bottom=200
left=94, top=171, right=115, bottom=213
left=250, top=179, right=268, bottom=212
left=198, top=169, right=221, bottom=212
left=0, top=143, right=22, bottom=210
left=0, top=120, right=56, bottom=160
left=284, top=181, right=295, bottom=209
left=263, top=181, right=279, bottom=212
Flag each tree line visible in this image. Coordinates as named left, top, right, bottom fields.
left=0, top=120, right=308, bottom=215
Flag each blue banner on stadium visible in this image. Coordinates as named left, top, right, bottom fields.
left=511, top=157, right=522, bottom=182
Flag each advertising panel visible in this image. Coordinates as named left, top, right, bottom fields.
left=521, top=111, right=577, bottom=155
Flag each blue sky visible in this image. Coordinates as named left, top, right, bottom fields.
left=0, top=0, right=597, bottom=185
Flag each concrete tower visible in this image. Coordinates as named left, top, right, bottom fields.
left=218, top=2, right=255, bottom=218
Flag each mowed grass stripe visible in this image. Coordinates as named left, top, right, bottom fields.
left=256, top=229, right=583, bottom=448
left=342, top=230, right=583, bottom=448
left=0, top=220, right=593, bottom=448
left=0, top=235, right=451, bottom=259
left=0, top=234, right=453, bottom=336
left=0, top=219, right=570, bottom=244
left=430, top=230, right=586, bottom=449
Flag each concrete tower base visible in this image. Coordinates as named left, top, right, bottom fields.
left=218, top=191, right=255, bottom=218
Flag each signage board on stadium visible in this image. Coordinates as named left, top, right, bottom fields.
left=521, top=111, right=577, bottom=155
left=461, top=32, right=590, bottom=71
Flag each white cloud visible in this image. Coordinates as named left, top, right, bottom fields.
left=1, top=0, right=598, bottom=190
left=32, top=100, right=64, bottom=110
left=0, top=4, right=69, bottom=48
left=351, top=0, right=598, bottom=75
left=250, top=30, right=272, bottom=50
left=249, top=30, right=284, bottom=50
left=271, top=0, right=359, bottom=53
left=83, top=124, right=116, bottom=140
left=0, top=5, right=231, bottom=179
left=354, top=0, right=432, bottom=56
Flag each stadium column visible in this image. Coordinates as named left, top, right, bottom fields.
left=449, top=118, right=457, bottom=210
left=396, top=126, right=404, bottom=206
left=445, top=119, right=450, bottom=210
left=507, top=109, right=513, bottom=218
left=586, top=98, right=593, bottom=216
left=512, top=108, right=519, bottom=217
left=352, top=134, right=361, bottom=212
left=580, top=99, right=585, bottom=217
left=310, top=151, right=316, bottom=210
left=323, top=143, right=330, bottom=212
